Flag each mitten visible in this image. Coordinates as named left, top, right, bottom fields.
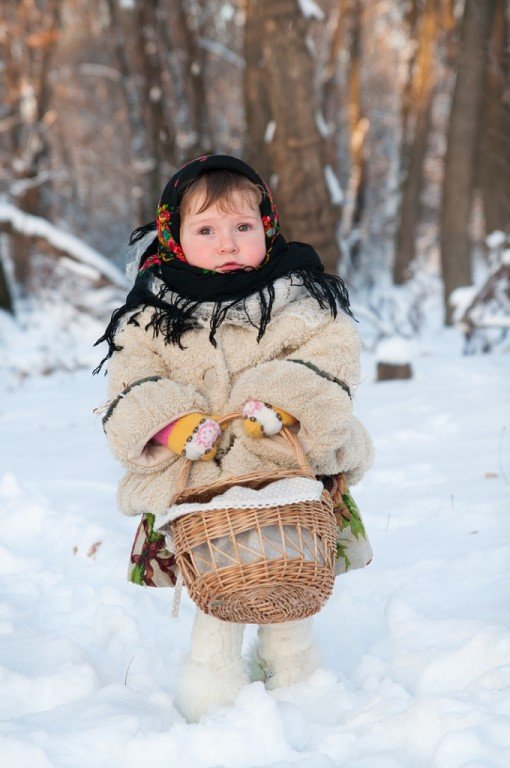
left=153, top=412, right=222, bottom=461
left=242, top=399, right=298, bottom=439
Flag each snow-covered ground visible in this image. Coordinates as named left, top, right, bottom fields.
left=1, top=328, right=509, bottom=768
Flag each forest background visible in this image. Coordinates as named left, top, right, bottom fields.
left=1, top=0, right=509, bottom=370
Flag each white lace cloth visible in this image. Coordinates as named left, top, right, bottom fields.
left=156, top=476, right=325, bottom=527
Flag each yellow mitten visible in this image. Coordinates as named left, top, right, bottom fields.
left=165, top=412, right=222, bottom=461
left=242, top=400, right=297, bottom=438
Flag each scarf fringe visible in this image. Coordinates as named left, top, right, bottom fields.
left=129, top=221, right=157, bottom=246
left=93, top=267, right=353, bottom=375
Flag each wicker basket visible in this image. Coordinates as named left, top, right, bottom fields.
left=165, top=413, right=337, bottom=624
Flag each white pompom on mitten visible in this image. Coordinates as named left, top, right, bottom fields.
left=183, top=417, right=222, bottom=460
left=242, top=399, right=285, bottom=438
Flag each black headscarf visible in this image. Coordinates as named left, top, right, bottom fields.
left=93, top=154, right=353, bottom=374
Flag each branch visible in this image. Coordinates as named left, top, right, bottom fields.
left=197, top=37, right=245, bottom=68
left=0, top=202, right=129, bottom=290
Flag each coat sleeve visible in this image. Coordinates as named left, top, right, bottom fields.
left=100, top=311, right=209, bottom=473
left=228, top=311, right=374, bottom=482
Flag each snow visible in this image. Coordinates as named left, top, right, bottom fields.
left=324, top=165, right=344, bottom=205
left=315, top=112, right=330, bottom=138
left=265, top=121, right=276, bottom=144
left=297, top=0, right=325, bottom=21
left=1, top=329, right=509, bottom=767
left=0, top=301, right=111, bottom=378
left=197, top=38, right=245, bottom=69
left=449, top=285, right=478, bottom=322
left=486, top=231, right=506, bottom=249
left=376, top=336, right=415, bottom=365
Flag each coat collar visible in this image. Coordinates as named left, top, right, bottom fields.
left=189, top=276, right=311, bottom=328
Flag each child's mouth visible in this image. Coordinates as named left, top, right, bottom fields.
left=218, top=262, right=243, bottom=271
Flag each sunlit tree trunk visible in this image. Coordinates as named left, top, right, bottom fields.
left=244, top=0, right=341, bottom=272
left=394, top=0, right=439, bottom=284
left=0, top=0, right=61, bottom=289
left=322, top=0, right=366, bottom=248
left=440, top=0, right=495, bottom=324
left=341, top=0, right=366, bottom=244
left=358, top=0, right=404, bottom=288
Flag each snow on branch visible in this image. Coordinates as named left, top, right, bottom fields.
left=324, top=165, right=344, bottom=205
left=0, top=202, right=129, bottom=289
left=450, top=231, right=510, bottom=352
left=298, top=0, right=325, bottom=20
left=198, top=38, right=245, bottom=68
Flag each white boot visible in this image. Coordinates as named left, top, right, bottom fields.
left=254, top=618, right=319, bottom=690
left=174, top=609, right=247, bottom=722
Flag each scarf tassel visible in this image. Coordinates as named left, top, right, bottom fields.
left=93, top=263, right=354, bottom=375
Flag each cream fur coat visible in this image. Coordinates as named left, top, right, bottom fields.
left=101, top=277, right=374, bottom=516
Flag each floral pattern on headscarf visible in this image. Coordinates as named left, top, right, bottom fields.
left=149, top=154, right=280, bottom=269
left=156, top=203, right=187, bottom=263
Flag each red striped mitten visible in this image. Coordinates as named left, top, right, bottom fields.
left=153, top=412, right=222, bottom=461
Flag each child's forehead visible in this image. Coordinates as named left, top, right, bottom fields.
left=183, top=188, right=260, bottom=220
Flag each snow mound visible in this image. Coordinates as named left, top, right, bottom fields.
left=0, top=334, right=509, bottom=767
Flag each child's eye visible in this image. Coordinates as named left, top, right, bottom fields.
left=197, top=227, right=212, bottom=235
left=238, top=223, right=252, bottom=232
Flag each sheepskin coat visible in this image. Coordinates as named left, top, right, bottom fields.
left=101, top=276, right=374, bottom=517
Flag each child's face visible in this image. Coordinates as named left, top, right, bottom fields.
left=180, top=190, right=266, bottom=272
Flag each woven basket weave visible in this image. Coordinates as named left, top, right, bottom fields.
left=168, top=413, right=337, bottom=624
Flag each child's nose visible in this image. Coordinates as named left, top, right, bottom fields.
left=218, top=231, right=238, bottom=253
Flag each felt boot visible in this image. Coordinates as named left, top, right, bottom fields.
left=174, top=609, right=247, bottom=722
left=252, top=617, right=319, bottom=690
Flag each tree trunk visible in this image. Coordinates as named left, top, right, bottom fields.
left=440, top=0, right=495, bottom=324
left=358, top=0, right=403, bottom=288
left=341, top=0, right=366, bottom=242
left=244, top=0, right=341, bottom=272
left=321, top=0, right=365, bottom=259
left=106, top=0, right=176, bottom=223
left=137, top=2, right=176, bottom=186
left=161, top=0, right=212, bottom=162
left=0, top=254, right=14, bottom=314
left=2, top=0, right=61, bottom=289
left=394, top=0, right=439, bottom=284
left=243, top=0, right=273, bottom=182
left=478, top=0, right=510, bottom=236
left=377, top=362, right=413, bottom=382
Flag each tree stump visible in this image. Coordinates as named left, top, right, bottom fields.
left=377, top=362, right=413, bottom=381
left=376, top=337, right=414, bottom=381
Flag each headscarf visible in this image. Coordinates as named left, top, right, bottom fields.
left=93, top=154, right=353, bottom=374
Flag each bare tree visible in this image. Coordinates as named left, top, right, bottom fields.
left=358, top=0, right=405, bottom=288
left=243, top=0, right=272, bottom=183
left=104, top=0, right=177, bottom=222
left=440, top=0, right=496, bottom=324
left=394, top=0, right=439, bottom=284
left=321, top=0, right=367, bottom=264
left=0, top=0, right=61, bottom=288
left=161, top=0, right=213, bottom=161
left=244, top=0, right=340, bottom=272
left=0, top=254, right=13, bottom=313
left=478, top=0, right=510, bottom=236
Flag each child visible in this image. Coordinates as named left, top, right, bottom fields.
left=95, top=154, right=374, bottom=722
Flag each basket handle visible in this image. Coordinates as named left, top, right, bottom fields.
left=173, top=410, right=312, bottom=497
